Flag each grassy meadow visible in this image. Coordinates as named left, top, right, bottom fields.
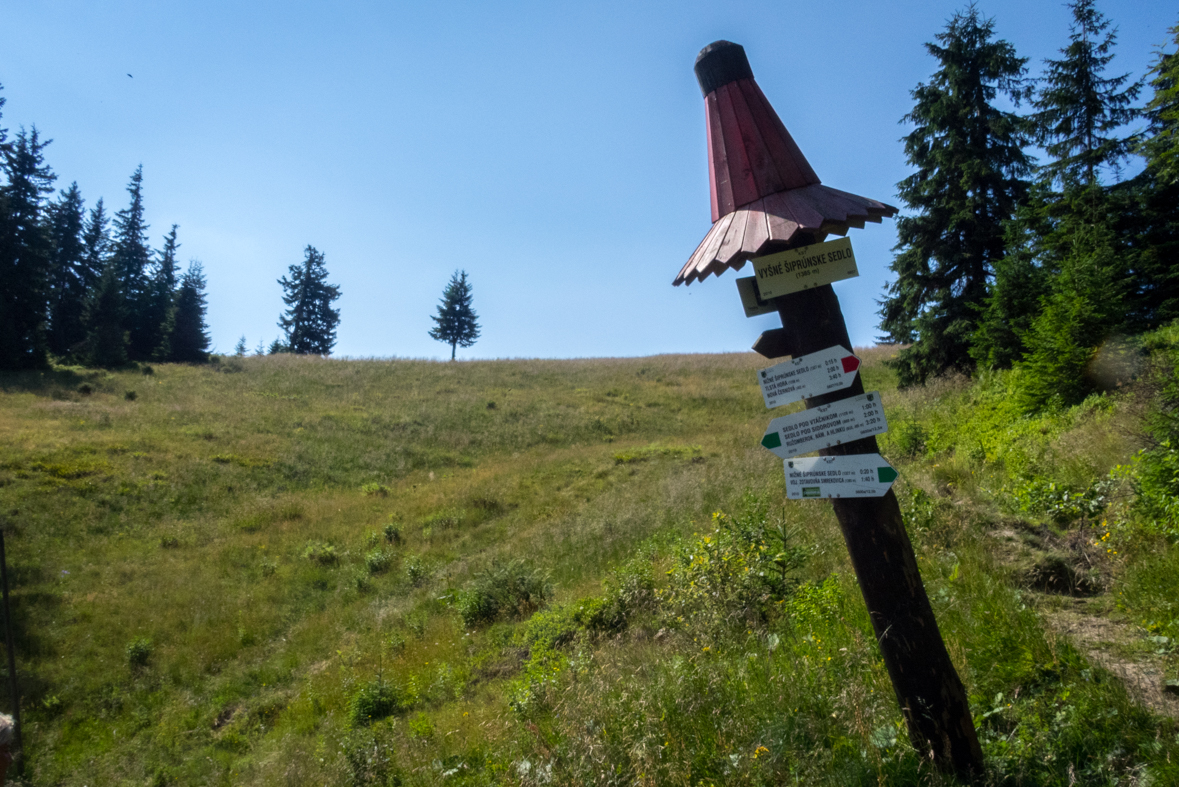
left=1, top=346, right=1177, bottom=785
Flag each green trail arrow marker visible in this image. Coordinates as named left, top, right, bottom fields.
left=783, top=454, right=899, bottom=499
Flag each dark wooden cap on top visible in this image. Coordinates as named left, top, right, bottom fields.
left=676, top=41, right=898, bottom=285
left=694, top=41, right=754, bottom=97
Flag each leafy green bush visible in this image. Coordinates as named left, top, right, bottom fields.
left=125, top=637, right=153, bottom=668
left=403, top=555, right=428, bottom=587
left=365, top=548, right=392, bottom=575
left=383, top=523, right=401, bottom=544
left=456, top=560, right=551, bottom=628
left=302, top=541, right=338, bottom=565
left=658, top=503, right=806, bottom=627
left=360, top=482, right=389, bottom=497
left=348, top=678, right=405, bottom=727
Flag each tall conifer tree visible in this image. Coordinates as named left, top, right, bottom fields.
left=83, top=260, right=128, bottom=367
left=145, top=224, right=179, bottom=360
left=110, top=165, right=156, bottom=360
left=0, top=127, right=56, bottom=369
left=1122, top=21, right=1179, bottom=328
left=47, top=182, right=88, bottom=357
left=82, top=198, right=110, bottom=283
left=878, top=7, right=1033, bottom=385
left=428, top=270, right=481, bottom=361
left=1009, top=0, right=1143, bottom=408
left=277, top=245, right=341, bottom=355
left=169, top=262, right=210, bottom=362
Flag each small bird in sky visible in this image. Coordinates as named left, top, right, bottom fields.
left=127, top=73, right=133, bottom=78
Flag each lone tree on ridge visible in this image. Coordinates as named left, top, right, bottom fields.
left=277, top=245, right=341, bottom=355
left=429, top=269, right=480, bottom=361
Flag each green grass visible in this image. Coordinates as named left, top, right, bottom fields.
left=0, top=349, right=1177, bottom=785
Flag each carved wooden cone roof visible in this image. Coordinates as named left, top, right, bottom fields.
left=675, top=41, right=898, bottom=286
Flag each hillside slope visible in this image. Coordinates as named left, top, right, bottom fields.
left=0, top=349, right=1176, bottom=786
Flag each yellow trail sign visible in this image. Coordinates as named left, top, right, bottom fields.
left=752, top=237, right=858, bottom=299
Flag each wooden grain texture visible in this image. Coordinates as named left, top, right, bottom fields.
left=705, top=92, right=734, bottom=223
left=715, top=83, right=761, bottom=210
left=716, top=202, right=750, bottom=264
left=727, top=78, right=787, bottom=199
left=739, top=78, right=820, bottom=190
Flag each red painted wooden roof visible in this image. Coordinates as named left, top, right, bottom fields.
left=676, top=42, right=897, bottom=286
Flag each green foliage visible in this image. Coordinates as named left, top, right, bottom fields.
left=364, top=548, right=392, bottom=575
left=125, top=637, right=153, bottom=668
left=46, top=182, right=92, bottom=358
left=0, top=127, right=55, bottom=370
left=1140, top=22, right=1179, bottom=186
left=456, top=560, right=551, bottom=628
left=167, top=262, right=209, bottom=363
left=1033, top=0, right=1142, bottom=192
left=82, top=260, right=129, bottom=367
left=302, top=541, right=338, bottom=565
left=1014, top=223, right=1126, bottom=412
left=348, top=678, right=405, bottom=727
left=879, top=7, right=1033, bottom=384
left=659, top=503, right=806, bottom=628
left=278, top=245, right=340, bottom=355
left=428, top=269, right=480, bottom=361
left=402, top=554, right=428, bottom=587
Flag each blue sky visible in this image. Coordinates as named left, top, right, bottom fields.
left=2, top=0, right=1174, bottom=359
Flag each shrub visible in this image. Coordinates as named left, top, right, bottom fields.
left=457, top=560, right=551, bottom=628
left=77, top=383, right=93, bottom=395
left=124, top=390, right=137, bottom=401
left=403, top=555, right=428, bottom=587
left=348, top=678, right=405, bottom=727
left=126, top=637, right=153, bottom=668
left=361, top=483, right=389, bottom=497
left=365, top=548, right=392, bottom=575
left=302, top=542, right=338, bottom=565
left=383, top=523, right=401, bottom=544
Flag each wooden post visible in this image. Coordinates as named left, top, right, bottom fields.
left=757, top=261, right=983, bottom=776
left=678, top=41, right=983, bottom=778
left=0, top=530, right=22, bottom=770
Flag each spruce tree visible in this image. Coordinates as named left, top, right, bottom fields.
left=81, top=198, right=110, bottom=285
left=110, top=165, right=156, bottom=361
left=429, top=269, right=480, bottom=361
left=0, top=127, right=56, bottom=369
left=170, top=262, right=210, bottom=363
left=83, top=260, right=128, bottom=368
left=145, top=224, right=179, bottom=360
left=1011, top=0, right=1143, bottom=408
left=47, top=182, right=89, bottom=357
left=1122, top=21, right=1179, bottom=328
left=277, top=245, right=341, bottom=355
left=878, top=7, right=1033, bottom=385
left=1033, top=0, right=1142, bottom=193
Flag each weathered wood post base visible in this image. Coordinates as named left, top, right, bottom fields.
left=757, top=278, right=983, bottom=777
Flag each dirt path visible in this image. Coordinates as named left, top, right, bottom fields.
left=987, top=524, right=1179, bottom=719
left=1043, top=599, right=1179, bottom=720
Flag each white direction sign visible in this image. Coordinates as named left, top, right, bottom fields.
left=758, top=345, right=861, bottom=409
left=752, top=237, right=858, bottom=299
left=784, top=454, right=899, bottom=499
left=761, top=391, right=888, bottom=459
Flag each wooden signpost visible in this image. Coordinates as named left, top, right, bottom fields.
left=676, top=41, right=984, bottom=778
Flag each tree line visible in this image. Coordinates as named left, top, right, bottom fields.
left=0, top=88, right=210, bottom=371
left=880, top=1, right=1179, bottom=411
